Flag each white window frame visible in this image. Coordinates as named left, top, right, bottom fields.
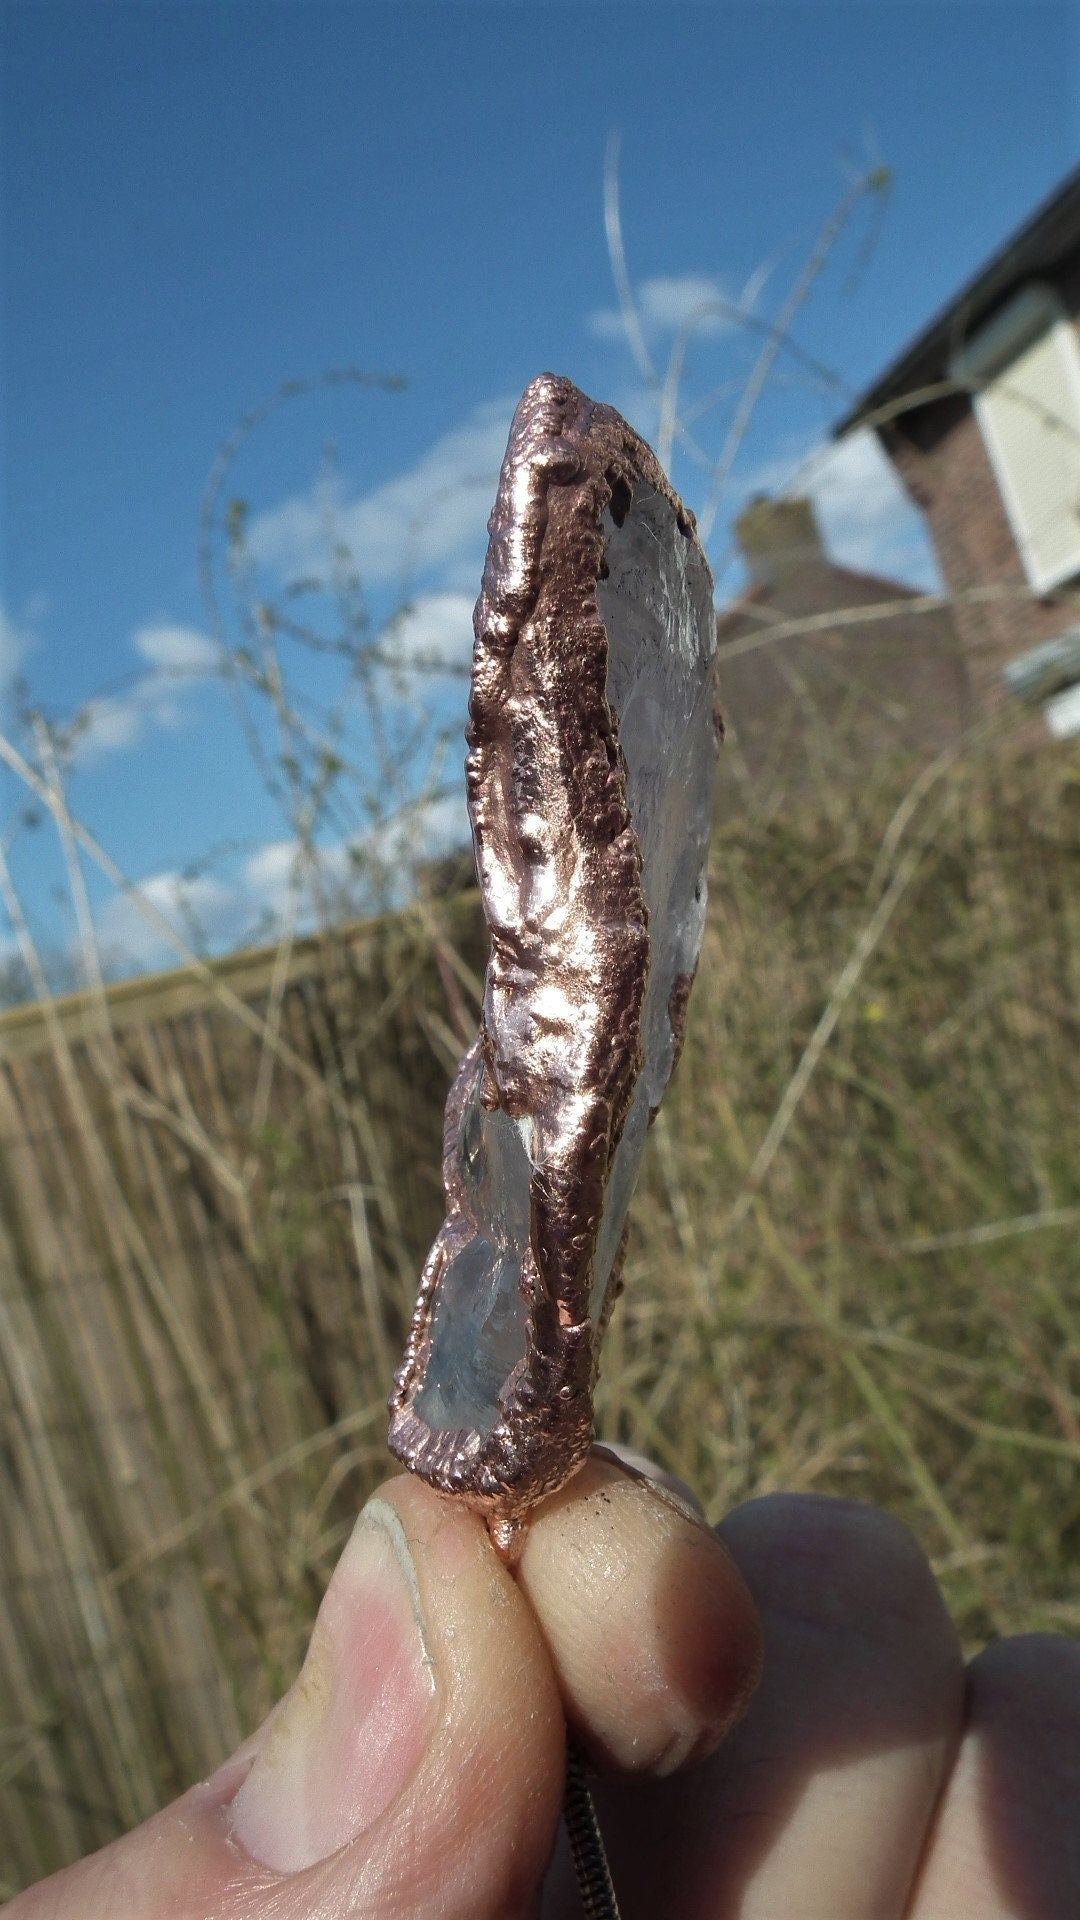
left=949, top=282, right=1080, bottom=595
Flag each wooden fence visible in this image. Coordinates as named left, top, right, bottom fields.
left=0, top=897, right=485, bottom=1890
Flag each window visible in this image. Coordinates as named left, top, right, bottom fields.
left=951, top=283, right=1080, bottom=594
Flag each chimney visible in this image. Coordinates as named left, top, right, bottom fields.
left=735, top=494, right=824, bottom=588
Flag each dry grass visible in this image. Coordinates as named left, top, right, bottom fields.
left=607, top=738, right=1080, bottom=1649
left=0, top=900, right=483, bottom=1890
left=0, top=736, right=1077, bottom=1892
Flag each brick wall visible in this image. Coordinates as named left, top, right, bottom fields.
left=879, top=263, right=1080, bottom=716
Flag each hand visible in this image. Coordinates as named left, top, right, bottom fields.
left=9, top=1454, right=1077, bottom=1918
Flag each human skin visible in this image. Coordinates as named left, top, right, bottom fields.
left=10, top=1452, right=1079, bottom=1920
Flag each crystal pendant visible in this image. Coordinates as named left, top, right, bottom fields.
left=388, top=373, right=720, bottom=1523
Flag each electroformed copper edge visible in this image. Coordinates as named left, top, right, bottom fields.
left=387, top=372, right=715, bottom=1523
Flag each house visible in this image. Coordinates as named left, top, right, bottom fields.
left=838, top=166, right=1080, bottom=739
left=715, top=494, right=968, bottom=790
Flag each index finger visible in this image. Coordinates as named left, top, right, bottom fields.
left=542, top=1492, right=964, bottom=1919
left=517, top=1449, right=764, bottom=1775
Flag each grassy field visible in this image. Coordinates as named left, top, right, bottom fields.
left=0, top=731, right=1077, bottom=1888
left=617, top=738, right=1080, bottom=1649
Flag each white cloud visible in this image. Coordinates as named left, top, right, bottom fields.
left=381, top=592, right=475, bottom=673
left=98, top=789, right=473, bottom=971
left=134, top=623, right=221, bottom=675
left=69, top=621, right=220, bottom=766
left=726, top=429, right=942, bottom=595
left=242, top=791, right=471, bottom=919
left=386, top=789, right=470, bottom=867
left=134, top=870, right=236, bottom=927
left=98, top=871, right=241, bottom=969
left=802, top=430, right=942, bottom=591
left=241, top=838, right=304, bottom=903
left=241, top=837, right=360, bottom=911
left=248, top=399, right=514, bottom=588
left=74, top=695, right=147, bottom=761
left=589, top=273, right=734, bottom=345
left=241, top=837, right=354, bottom=920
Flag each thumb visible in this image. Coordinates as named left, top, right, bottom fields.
left=13, top=1474, right=565, bottom=1920
left=230, top=1474, right=567, bottom=1900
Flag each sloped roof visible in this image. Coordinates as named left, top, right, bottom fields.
left=837, top=165, right=1080, bottom=435
left=717, top=556, right=926, bottom=630
left=714, top=552, right=969, bottom=779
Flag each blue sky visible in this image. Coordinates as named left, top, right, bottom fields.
left=2, top=0, right=1079, bottom=973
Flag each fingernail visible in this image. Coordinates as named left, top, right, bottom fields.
left=229, top=1498, right=438, bottom=1871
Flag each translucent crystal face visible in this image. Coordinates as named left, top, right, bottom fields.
left=412, top=482, right=715, bottom=1437
left=412, top=1072, right=532, bottom=1433
left=590, top=486, right=717, bottom=1320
